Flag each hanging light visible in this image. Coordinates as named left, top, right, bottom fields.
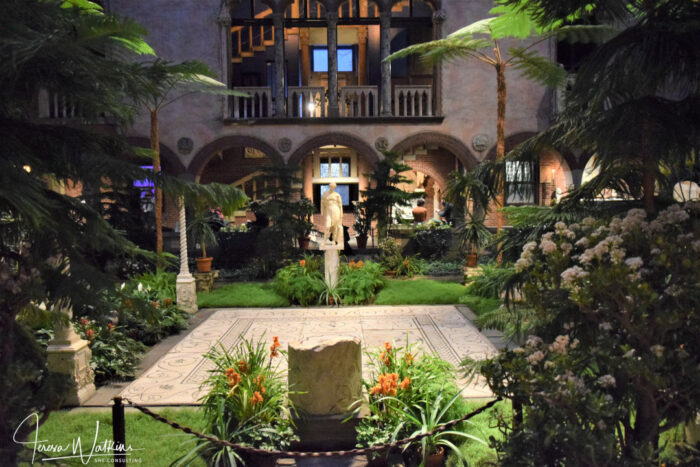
left=23, top=165, right=32, bottom=173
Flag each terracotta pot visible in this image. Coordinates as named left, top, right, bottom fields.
left=298, top=236, right=310, bottom=249
left=356, top=233, right=368, bottom=249
left=195, top=257, right=213, bottom=273
left=466, top=253, right=479, bottom=268
left=420, top=446, right=445, bottom=467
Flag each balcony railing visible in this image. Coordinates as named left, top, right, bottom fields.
left=340, top=86, right=378, bottom=118
left=287, top=86, right=326, bottom=118
left=394, top=85, right=432, bottom=117
left=38, top=90, right=81, bottom=119
left=225, top=85, right=437, bottom=120
left=230, top=87, right=273, bottom=119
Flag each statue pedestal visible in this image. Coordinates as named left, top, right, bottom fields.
left=177, top=273, right=198, bottom=314
left=319, top=243, right=343, bottom=287
left=46, top=323, right=96, bottom=406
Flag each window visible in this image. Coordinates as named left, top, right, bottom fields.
left=505, top=161, right=537, bottom=205
left=320, top=157, right=351, bottom=178
left=312, top=46, right=354, bottom=72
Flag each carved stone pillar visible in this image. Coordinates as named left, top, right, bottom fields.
left=217, top=3, right=232, bottom=119
left=300, top=28, right=311, bottom=86
left=46, top=304, right=96, bottom=406
left=357, top=27, right=368, bottom=85
left=432, top=9, right=446, bottom=116
left=326, top=12, right=339, bottom=117
left=176, top=197, right=197, bottom=314
left=379, top=10, right=392, bottom=115
left=273, top=12, right=286, bottom=117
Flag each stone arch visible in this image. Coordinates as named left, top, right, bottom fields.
left=189, top=135, right=284, bottom=181
left=126, top=136, right=186, bottom=175
left=484, top=131, right=538, bottom=161
left=391, top=131, right=478, bottom=170
left=288, top=132, right=380, bottom=168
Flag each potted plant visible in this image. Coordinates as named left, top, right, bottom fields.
left=461, top=212, right=492, bottom=267
left=188, top=206, right=219, bottom=273
left=353, top=200, right=372, bottom=249
left=390, top=387, right=487, bottom=467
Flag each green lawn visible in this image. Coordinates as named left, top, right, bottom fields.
left=373, top=279, right=469, bottom=305
left=197, top=282, right=289, bottom=308
left=17, top=408, right=206, bottom=466
left=197, top=279, right=503, bottom=311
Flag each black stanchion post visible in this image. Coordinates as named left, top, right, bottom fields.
left=513, top=399, right=523, bottom=428
left=113, top=396, right=127, bottom=465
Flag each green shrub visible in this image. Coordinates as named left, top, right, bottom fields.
left=465, top=262, right=515, bottom=299
left=411, top=222, right=452, bottom=260
left=74, top=318, right=146, bottom=384
left=339, top=260, right=385, bottom=305
left=395, top=255, right=425, bottom=277
left=422, top=260, right=464, bottom=276
left=272, top=257, right=324, bottom=306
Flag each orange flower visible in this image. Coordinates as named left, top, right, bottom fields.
left=384, top=342, right=393, bottom=352
left=250, top=391, right=264, bottom=405
left=238, top=360, right=248, bottom=374
left=400, top=377, right=411, bottom=390
left=151, top=301, right=159, bottom=308
left=403, top=259, right=409, bottom=266
left=107, top=323, right=115, bottom=332
left=225, top=368, right=241, bottom=387
left=300, top=259, right=306, bottom=267
left=270, top=349, right=279, bottom=358
left=349, top=260, right=356, bottom=267
left=272, top=336, right=281, bottom=349
left=164, top=298, right=172, bottom=306
left=374, top=373, right=399, bottom=396
left=85, top=329, right=95, bottom=340
left=405, top=353, right=414, bottom=365
left=356, top=260, right=364, bottom=268
left=380, top=352, right=392, bottom=366
left=80, top=318, right=89, bottom=326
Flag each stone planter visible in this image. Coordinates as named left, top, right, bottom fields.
left=195, top=257, right=213, bottom=273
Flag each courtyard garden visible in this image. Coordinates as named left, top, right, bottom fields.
left=2, top=0, right=700, bottom=466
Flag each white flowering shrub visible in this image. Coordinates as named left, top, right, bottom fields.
left=481, top=204, right=700, bottom=465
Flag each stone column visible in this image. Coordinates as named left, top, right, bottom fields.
left=379, top=9, right=392, bottom=116
left=357, top=27, right=368, bottom=85
left=432, top=9, right=446, bottom=116
left=176, top=197, right=198, bottom=314
left=217, top=3, right=232, bottom=119
left=300, top=28, right=311, bottom=86
left=326, top=12, right=340, bottom=117
left=319, top=244, right=343, bottom=287
left=273, top=12, right=286, bottom=117
left=46, top=303, right=96, bottom=406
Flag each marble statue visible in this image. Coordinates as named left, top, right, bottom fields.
left=321, top=182, right=344, bottom=246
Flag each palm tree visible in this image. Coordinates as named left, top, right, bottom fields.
left=132, top=60, right=246, bottom=257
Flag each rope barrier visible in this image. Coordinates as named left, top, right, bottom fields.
left=119, top=396, right=502, bottom=458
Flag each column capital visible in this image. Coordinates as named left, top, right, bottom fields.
left=217, top=2, right=231, bottom=26
left=432, top=9, right=447, bottom=25
left=299, top=27, right=310, bottom=42
left=326, top=11, right=339, bottom=22
left=272, top=11, right=284, bottom=24
left=357, top=26, right=368, bottom=41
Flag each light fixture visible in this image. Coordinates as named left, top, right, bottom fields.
left=307, top=102, right=316, bottom=114
left=550, top=168, right=556, bottom=183
left=23, top=165, right=32, bottom=173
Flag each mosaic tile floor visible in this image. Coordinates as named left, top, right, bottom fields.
left=120, top=305, right=497, bottom=405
